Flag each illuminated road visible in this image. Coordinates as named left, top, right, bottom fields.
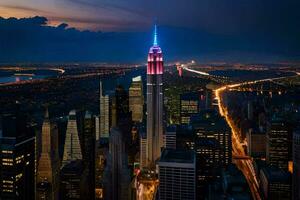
left=180, top=64, right=210, bottom=76
left=182, top=64, right=299, bottom=200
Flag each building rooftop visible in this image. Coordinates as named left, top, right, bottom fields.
left=159, top=149, right=195, bottom=164
left=261, top=166, right=291, bottom=183
left=180, top=92, right=200, bottom=101
left=166, top=125, right=176, bottom=132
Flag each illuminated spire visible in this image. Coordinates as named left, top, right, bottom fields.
left=153, top=24, right=158, bottom=46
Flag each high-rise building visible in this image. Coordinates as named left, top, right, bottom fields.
left=266, top=117, right=289, bottom=171
left=36, top=109, right=60, bottom=200
left=95, top=116, right=100, bottom=141
left=158, top=149, right=196, bottom=200
left=100, top=81, right=110, bottom=138
left=246, top=128, right=266, bottom=158
left=129, top=76, right=144, bottom=123
left=60, top=160, right=83, bottom=199
left=139, top=131, right=147, bottom=169
left=103, top=127, right=131, bottom=200
left=293, top=129, right=300, bottom=200
left=180, top=92, right=200, bottom=124
left=0, top=112, right=35, bottom=200
left=260, top=166, right=291, bottom=200
left=81, top=111, right=96, bottom=200
left=62, top=110, right=82, bottom=167
left=113, top=85, right=130, bottom=124
left=190, top=109, right=232, bottom=195
left=146, top=25, right=164, bottom=167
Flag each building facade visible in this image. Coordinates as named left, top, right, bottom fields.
left=129, top=76, right=144, bottom=123
left=260, top=166, right=291, bottom=200
left=36, top=109, right=60, bottom=200
left=266, top=118, right=289, bottom=170
left=146, top=25, right=164, bottom=167
left=0, top=112, right=35, bottom=200
left=158, top=149, right=196, bottom=200
left=99, top=81, right=110, bottom=138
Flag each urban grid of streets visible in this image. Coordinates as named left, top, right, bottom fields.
left=183, top=65, right=299, bottom=200
left=136, top=64, right=299, bottom=200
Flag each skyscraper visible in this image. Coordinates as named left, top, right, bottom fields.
left=0, top=111, right=35, bottom=200
left=100, top=81, right=110, bottom=138
left=129, top=76, right=144, bottom=123
left=190, top=109, right=232, bottom=195
left=36, top=108, right=60, bottom=200
left=180, top=92, right=200, bottom=124
left=62, top=110, right=82, bottom=167
left=266, top=117, right=289, bottom=171
left=158, top=149, right=196, bottom=200
left=103, top=127, right=131, bottom=200
left=146, top=25, right=164, bottom=167
left=260, top=166, right=291, bottom=200
left=60, top=160, right=83, bottom=199
left=139, top=131, right=147, bottom=169
left=82, top=111, right=96, bottom=200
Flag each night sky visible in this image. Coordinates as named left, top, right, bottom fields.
left=0, top=0, right=300, bottom=63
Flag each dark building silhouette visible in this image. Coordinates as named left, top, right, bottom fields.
left=81, top=111, right=96, bottom=200
left=190, top=109, right=232, bottom=197
left=0, top=109, right=35, bottom=200
left=266, top=117, right=289, bottom=171
left=60, top=160, right=84, bottom=199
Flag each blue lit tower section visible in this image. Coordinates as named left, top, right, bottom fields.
left=146, top=25, right=164, bottom=167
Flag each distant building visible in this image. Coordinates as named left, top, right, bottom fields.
left=158, top=149, right=196, bottom=200
left=246, top=128, right=266, bottom=158
left=293, top=129, right=300, bottom=200
left=36, top=109, right=60, bottom=200
left=62, top=110, right=82, bottom=167
left=139, top=131, right=147, bottom=169
left=112, top=85, right=133, bottom=146
left=60, top=160, right=83, bottom=199
left=129, top=76, right=144, bottom=123
left=260, top=166, right=291, bottom=200
left=180, top=92, right=200, bottom=124
left=95, top=116, right=100, bottom=141
left=146, top=25, right=164, bottom=167
left=113, top=85, right=130, bottom=125
left=266, top=118, right=289, bottom=170
left=190, top=110, right=232, bottom=195
left=99, top=81, right=110, bottom=138
left=0, top=111, right=35, bottom=199
left=164, top=125, right=176, bottom=149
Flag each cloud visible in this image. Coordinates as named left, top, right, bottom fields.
left=0, top=5, right=50, bottom=13
left=0, top=16, right=299, bottom=63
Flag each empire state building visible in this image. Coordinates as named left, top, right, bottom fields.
left=146, top=25, right=164, bottom=167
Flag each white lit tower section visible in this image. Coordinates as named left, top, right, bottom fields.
left=146, top=25, right=164, bottom=167
left=62, top=110, right=82, bottom=167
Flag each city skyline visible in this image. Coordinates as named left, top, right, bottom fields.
left=0, top=2, right=300, bottom=200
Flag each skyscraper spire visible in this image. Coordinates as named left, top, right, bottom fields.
left=153, top=24, right=158, bottom=46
